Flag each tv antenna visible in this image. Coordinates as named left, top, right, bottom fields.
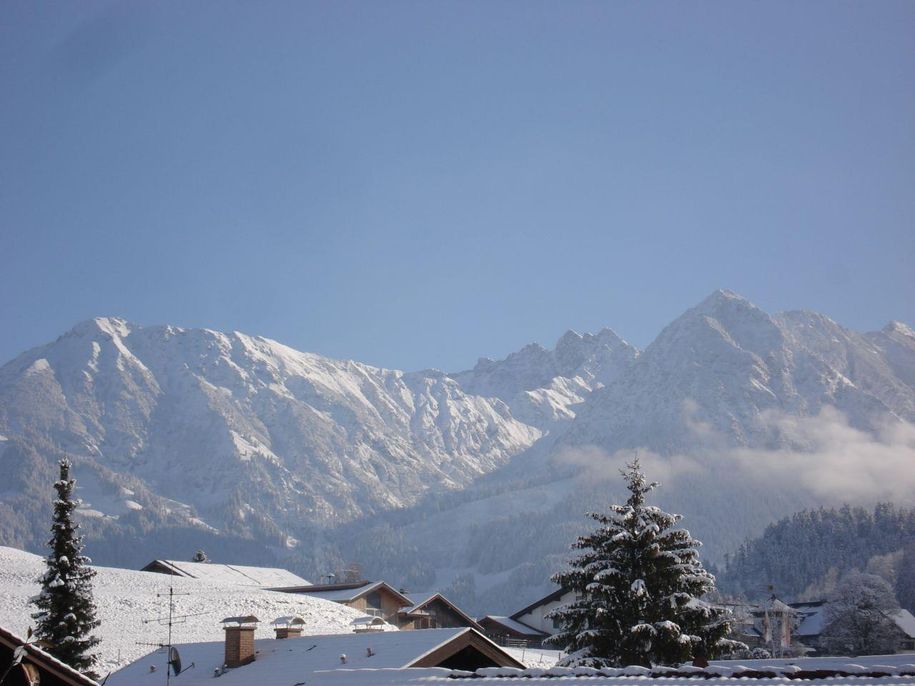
left=136, top=584, right=200, bottom=685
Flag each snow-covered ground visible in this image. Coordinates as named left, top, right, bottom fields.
left=0, top=546, right=363, bottom=676
left=504, top=646, right=563, bottom=668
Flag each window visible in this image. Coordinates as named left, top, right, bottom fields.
left=365, top=590, right=382, bottom=611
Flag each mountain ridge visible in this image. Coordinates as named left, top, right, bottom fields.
left=1, top=292, right=913, bottom=615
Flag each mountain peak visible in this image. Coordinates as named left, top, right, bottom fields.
left=67, top=316, right=133, bottom=340
left=595, top=327, right=627, bottom=344
left=555, top=329, right=584, bottom=346
left=884, top=320, right=915, bottom=339
left=697, top=288, right=754, bottom=309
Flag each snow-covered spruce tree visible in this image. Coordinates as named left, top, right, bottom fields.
left=548, top=458, right=742, bottom=667
left=32, top=459, right=100, bottom=677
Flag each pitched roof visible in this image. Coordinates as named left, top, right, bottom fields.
left=790, top=604, right=915, bottom=640
left=0, top=624, right=100, bottom=686
left=755, top=596, right=796, bottom=615
left=479, top=615, right=548, bottom=637
left=509, top=587, right=568, bottom=620
left=141, top=559, right=309, bottom=587
left=107, top=628, right=522, bottom=686
left=891, top=608, right=915, bottom=638
left=290, top=580, right=412, bottom=605
left=401, top=593, right=483, bottom=630
left=795, top=604, right=828, bottom=638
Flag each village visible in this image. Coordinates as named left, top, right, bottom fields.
left=3, top=460, right=914, bottom=686
left=4, top=549, right=915, bottom=686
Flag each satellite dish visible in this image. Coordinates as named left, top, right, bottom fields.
left=169, top=646, right=182, bottom=676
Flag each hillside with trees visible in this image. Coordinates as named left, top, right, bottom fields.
left=719, top=504, right=915, bottom=610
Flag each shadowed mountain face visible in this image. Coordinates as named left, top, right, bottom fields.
left=1, top=291, right=913, bottom=613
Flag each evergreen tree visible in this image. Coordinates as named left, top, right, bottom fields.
left=549, top=458, right=741, bottom=667
left=31, top=459, right=100, bottom=677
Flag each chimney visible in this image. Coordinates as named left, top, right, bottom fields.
left=222, top=615, right=259, bottom=668
left=273, top=615, right=305, bottom=639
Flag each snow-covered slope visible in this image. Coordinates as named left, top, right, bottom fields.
left=561, top=290, right=915, bottom=455
left=0, top=319, right=540, bottom=540
left=0, top=546, right=362, bottom=675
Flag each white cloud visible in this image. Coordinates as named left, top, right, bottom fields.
left=556, top=405, right=915, bottom=505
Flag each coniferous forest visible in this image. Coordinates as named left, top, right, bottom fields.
left=719, top=503, right=915, bottom=610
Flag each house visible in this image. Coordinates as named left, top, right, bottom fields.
left=510, top=587, right=575, bottom=637
left=274, top=581, right=481, bottom=631
left=791, top=600, right=829, bottom=653
left=791, top=601, right=915, bottom=655
left=107, top=619, right=524, bottom=686
left=477, top=587, right=576, bottom=648
left=748, top=596, right=801, bottom=656
left=0, top=624, right=100, bottom=686
left=274, top=580, right=412, bottom=625
left=725, top=596, right=915, bottom=657
left=141, top=559, right=310, bottom=588
left=891, top=609, right=915, bottom=652
left=399, top=593, right=484, bottom=631
left=478, top=587, right=575, bottom=647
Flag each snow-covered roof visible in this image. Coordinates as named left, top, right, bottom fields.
left=796, top=604, right=828, bottom=637
left=108, top=628, right=512, bottom=686
left=287, top=654, right=915, bottom=686
left=298, top=580, right=410, bottom=604
left=481, top=615, right=548, bottom=637
left=792, top=605, right=915, bottom=640
left=707, top=653, right=915, bottom=673
left=351, top=616, right=394, bottom=629
left=0, top=546, right=360, bottom=676
left=892, top=609, right=915, bottom=638
left=756, top=596, right=796, bottom=615
left=142, top=559, right=309, bottom=587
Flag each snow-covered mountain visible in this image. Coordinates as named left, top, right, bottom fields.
left=561, top=290, right=915, bottom=455
left=450, top=328, right=638, bottom=428
left=0, top=318, right=539, bottom=546
left=1, top=291, right=913, bottom=615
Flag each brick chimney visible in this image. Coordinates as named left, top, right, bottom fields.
left=273, top=615, right=305, bottom=639
left=222, top=615, right=259, bottom=667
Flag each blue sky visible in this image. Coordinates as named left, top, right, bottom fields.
left=1, top=1, right=913, bottom=371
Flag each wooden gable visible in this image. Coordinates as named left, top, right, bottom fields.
left=0, top=626, right=99, bottom=686
left=408, top=628, right=525, bottom=670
